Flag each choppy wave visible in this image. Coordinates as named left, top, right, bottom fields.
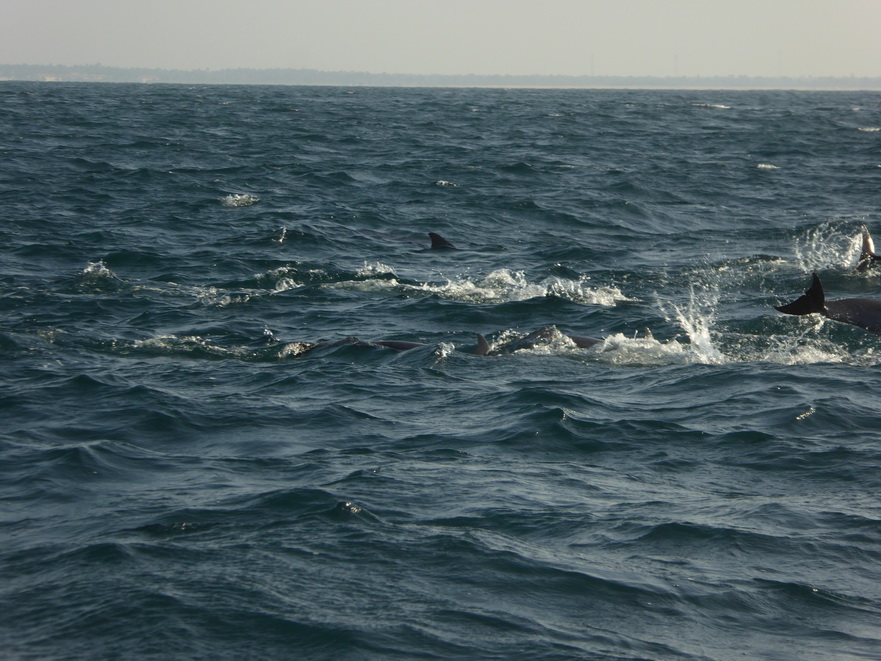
left=3, top=83, right=881, bottom=661
left=333, top=266, right=631, bottom=305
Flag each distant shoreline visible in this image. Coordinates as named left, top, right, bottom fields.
left=2, top=63, right=880, bottom=90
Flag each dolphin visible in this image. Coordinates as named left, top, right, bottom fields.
left=775, top=272, right=881, bottom=335
left=473, top=325, right=601, bottom=355
left=856, top=228, right=881, bottom=271
left=372, top=340, right=427, bottom=351
left=316, top=337, right=426, bottom=351
left=428, top=232, right=455, bottom=250
left=275, top=336, right=427, bottom=357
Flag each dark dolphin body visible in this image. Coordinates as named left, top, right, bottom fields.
left=274, top=336, right=428, bottom=358
left=428, top=232, right=455, bottom=250
left=775, top=273, right=881, bottom=335
left=473, top=325, right=601, bottom=356
left=372, top=340, right=427, bottom=351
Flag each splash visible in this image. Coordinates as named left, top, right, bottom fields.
left=747, top=315, right=879, bottom=366
left=194, top=286, right=253, bottom=307
left=220, top=193, right=259, bottom=207
left=261, top=265, right=313, bottom=291
left=81, top=260, right=117, bottom=281
left=481, top=326, right=581, bottom=356
left=278, top=342, right=318, bottom=358
left=356, top=262, right=397, bottom=278
left=271, top=277, right=301, bottom=293
left=422, top=269, right=630, bottom=305
left=761, top=339, right=850, bottom=365
left=658, top=284, right=725, bottom=364
left=792, top=224, right=863, bottom=272
left=126, top=334, right=311, bottom=362
left=434, top=342, right=457, bottom=360
left=328, top=267, right=629, bottom=306
left=129, top=334, right=242, bottom=358
left=78, top=260, right=125, bottom=291
left=592, top=333, right=697, bottom=366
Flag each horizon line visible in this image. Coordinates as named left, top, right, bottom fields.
left=2, top=63, right=881, bottom=90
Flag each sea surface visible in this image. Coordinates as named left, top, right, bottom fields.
left=2, top=82, right=881, bottom=660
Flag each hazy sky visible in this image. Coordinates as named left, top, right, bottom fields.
left=4, top=0, right=880, bottom=78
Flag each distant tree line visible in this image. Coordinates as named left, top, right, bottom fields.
left=1, top=63, right=880, bottom=90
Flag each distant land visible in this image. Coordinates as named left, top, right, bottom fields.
left=2, top=63, right=880, bottom=90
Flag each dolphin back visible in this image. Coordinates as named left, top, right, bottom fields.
left=569, top=335, right=601, bottom=349
left=775, top=273, right=826, bottom=316
left=372, top=340, right=426, bottom=351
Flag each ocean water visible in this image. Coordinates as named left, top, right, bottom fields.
left=2, top=81, right=881, bottom=660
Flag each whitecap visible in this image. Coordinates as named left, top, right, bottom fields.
left=424, top=269, right=630, bottom=305
left=434, top=342, right=457, bottom=360
left=357, top=261, right=397, bottom=278
left=79, top=260, right=124, bottom=288
left=760, top=342, right=850, bottom=365
left=81, top=260, right=117, bottom=280
left=592, top=333, right=700, bottom=366
left=194, top=286, right=253, bottom=307
left=751, top=323, right=859, bottom=365
left=327, top=268, right=629, bottom=306
left=333, top=278, right=403, bottom=293
left=221, top=193, right=259, bottom=207
left=483, top=326, right=581, bottom=357
left=131, top=334, right=239, bottom=356
left=260, top=265, right=306, bottom=292
left=278, top=342, right=317, bottom=358
left=271, top=278, right=299, bottom=293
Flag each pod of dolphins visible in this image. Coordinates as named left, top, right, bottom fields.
left=278, top=228, right=881, bottom=358
left=776, top=228, right=881, bottom=336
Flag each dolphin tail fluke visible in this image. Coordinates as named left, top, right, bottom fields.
left=775, top=273, right=826, bottom=316
left=428, top=232, right=455, bottom=249
left=473, top=334, right=491, bottom=356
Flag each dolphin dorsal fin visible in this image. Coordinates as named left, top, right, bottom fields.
left=857, top=228, right=880, bottom=270
left=863, top=229, right=876, bottom=258
left=474, top=334, right=490, bottom=356
left=428, top=232, right=455, bottom=249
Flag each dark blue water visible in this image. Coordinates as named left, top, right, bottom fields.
left=2, top=82, right=881, bottom=660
